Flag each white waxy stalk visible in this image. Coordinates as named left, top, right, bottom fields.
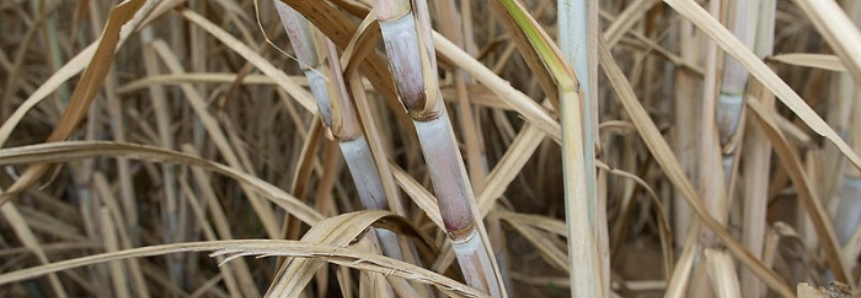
left=835, top=0, right=861, bottom=245
left=372, top=0, right=502, bottom=296
left=274, top=2, right=318, bottom=68
left=835, top=178, right=861, bottom=243
left=432, top=7, right=505, bottom=287
left=274, top=0, right=402, bottom=260
left=412, top=111, right=475, bottom=233
left=716, top=93, right=745, bottom=145
left=305, top=69, right=333, bottom=124
left=715, top=0, right=757, bottom=203
left=339, top=137, right=388, bottom=210
left=378, top=11, right=435, bottom=119
left=413, top=110, right=500, bottom=297
left=451, top=229, right=496, bottom=289
left=716, top=0, right=755, bottom=163
left=340, top=137, right=402, bottom=258
left=274, top=2, right=333, bottom=127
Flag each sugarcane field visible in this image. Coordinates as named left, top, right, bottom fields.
left=1, top=0, right=861, bottom=297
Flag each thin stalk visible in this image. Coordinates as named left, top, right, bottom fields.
left=150, top=38, right=280, bottom=245
left=371, top=0, right=502, bottom=296
left=672, top=18, right=701, bottom=252
left=179, top=176, right=244, bottom=298
left=2, top=0, right=44, bottom=123
left=102, top=18, right=139, bottom=255
left=692, top=0, right=726, bottom=260
left=740, top=0, right=775, bottom=297
left=34, top=0, right=68, bottom=103
left=602, top=0, right=661, bottom=48
left=182, top=145, right=259, bottom=298
left=79, top=101, right=106, bottom=293
left=103, top=66, right=148, bottom=296
left=92, top=173, right=149, bottom=298
left=0, top=203, right=68, bottom=298
left=141, top=27, right=179, bottom=249
left=99, top=207, right=130, bottom=298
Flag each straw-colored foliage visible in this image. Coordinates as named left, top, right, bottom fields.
left=1, top=0, right=860, bottom=297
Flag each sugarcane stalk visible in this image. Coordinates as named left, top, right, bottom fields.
left=691, top=0, right=729, bottom=295
left=370, top=0, right=502, bottom=296
left=140, top=26, right=182, bottom=291
left=672, top=18, right=701, bottom=253
left=833, top=0, right=861, bottom=258
left=274, top=1, right=403, bottom=261
left=716, top=0, right=755, bottom=154
left=740, top=0, right=775, bottom=296
left=716, top=0, right=760, bottom=198
left=434, top=0, right=512, bottom=291
left=707, top=0, right=759, bottom=294
left=486, top=0, right=601, bottom=296
left=558, top=1, right=607, bottom=297
left=700, top=0, right=726, bottom=243
left=276, top=7, right=441, bottom=297
left=323, top=42, right=403, bottom=259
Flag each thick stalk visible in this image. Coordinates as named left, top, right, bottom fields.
left=717, top=1, right=759, bottom=222
left=833, top=0, right=861, bottom=254
left=561, top=86, right=602, bottom=298
left=835, top=107, right=861, bottom=246
left=413, top=113, right=499, bottom=295
left=372, top=0, right=502, bottom=296
left=434, top=0, right=510, bottom=291
left=486, top=0, right=601, bottom=296
left=716, top=0, right=755, bottom=151
left=273, top=12, right=436, bottom=297
left=274, top=1, right=401, bottom=260
left=346, top=71, right=438, bottom=298
left=695, top=0, right=733, bottom=296
left=559, top=1, right=606, bottom=297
